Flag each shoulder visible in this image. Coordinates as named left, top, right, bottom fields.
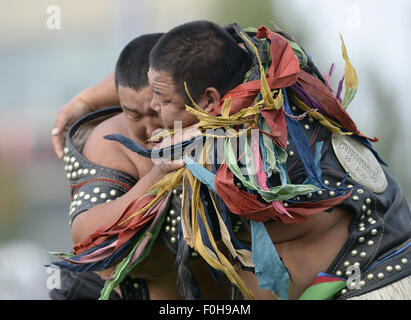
left=82, top=113, right=139, bottom=179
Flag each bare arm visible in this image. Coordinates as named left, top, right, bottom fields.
left=71, top=161, right=185, bottom=245
left=51, top=72, right=119, bottom=159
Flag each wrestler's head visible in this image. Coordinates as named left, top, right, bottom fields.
left=115, top=33, right=164, bottom=146
left=148, top=20, right=251, bottom=130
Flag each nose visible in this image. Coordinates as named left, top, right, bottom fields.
left=150, top=94, right=161, bottom=113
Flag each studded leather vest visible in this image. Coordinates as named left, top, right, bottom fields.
left=281, top=105, right=411, bottom=299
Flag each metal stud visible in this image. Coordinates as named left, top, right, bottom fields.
left=166, top=217, right=171, bottom=223
left=359, top=281, right=366, bottom=288
left=90, top=169, right=97, bottom=175
left=359, top=227, right=365, bottom=232
left=367, top=274, right=374, bottom=280
left=100, top=193, right=107, bottom=199
left=93, top=187, right=100, bottom=194
left=84, top=194, right=90, bottom=200
left=90, top=197, right=97, bottom=203
left=191, top=252, right=198, bottom=258
left=171, top=219, right=177, bottom=226
left=64, top=147, right=69, bottom=154
left=371, top=229, right=378, bottom=236
left=68, top=165, right=73, bottom=172
left=308, top=117, right=314, bottom=123
left=377, top=273, right=384, bottom=279
left=329, top=191, right=335, bottom=197
left=317, top=190, right=323, bottom=196
left=344, top=261, right=350, bottom=268
left=169, top=210, right=175, bottom=216
left=401, top=258, right=408, bottom=265
left=288, top=151, right=295, bottom=157
left=360, top=215, right=365, bottom=221
left=165, top=226, right=170, bottom=232
left=78, top=169, right=83, bottom=175
left=341, top=289, right=347, bottom=295
left=367, top=240, right=374, bottom=247
left=360, top=252, right=367, bottom=258
left=76, top=200, right=82, bottom=206
left=336, top=182, right=342, bottom=188
left=110, top=190, right=117, bottom=197
left=304, top=124, right=310, bottom=131
left=306, top=193, right=312, bottom=199
left=74, top=162, right=80, bottom=169
left=324, top=180, right=330, bottom=186
left=352, top=196, right=359, bottom=201
left=283, top=202, right=289, bottom=208
left=358, top=237, right=365, bottom=243
left=170, top=237, right=177, bottom=243
left=345, top=270, right=352, bottom=277
left=171, top=227, right=176, bottom=233
left=357, top=189, right=364, bottom=194
left=366, top=198, right=372, bottom=205
left=386, top=266, right=393, bottom=272
left=83, top=168, right=89, bottom=175
left=336, top=270, right=342, bottom=276
left=395, top=265, right=402, bottom=272
left=176, top=216, right=181, bottom=222
left=66, top=173, right=71, bottom=179
left=359, top=223, right=365, bottom=228
left=362, top=205, right=367, bottom=212
left=71, top=172, right=77, bottom=179
left=351, top=250, right=358, bottom=257
left=366, top=210, right=372, bottom=216
left=236, top=182, right=242, bottom=188
left=70, top=157, right=76, bottom=163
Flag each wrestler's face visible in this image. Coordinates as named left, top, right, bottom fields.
left=117, top=85, right=163, bottom=147
left=147, top=67, right=199, bottom=130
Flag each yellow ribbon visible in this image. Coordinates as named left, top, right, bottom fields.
left=340, top=33, right=358, bottom=109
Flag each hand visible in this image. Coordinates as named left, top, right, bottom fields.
left=150, top=159, right=186, bottom=182
left=51, top=96, right=91, bottom=159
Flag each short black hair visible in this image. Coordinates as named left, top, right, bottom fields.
left=149, top=21, right=251, bottom=102
left=115, top=33, right=164, bottom=91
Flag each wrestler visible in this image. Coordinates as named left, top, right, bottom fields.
left=50, top=33, right=232, bottom=300
left=52, top=21, right=411, bottom=300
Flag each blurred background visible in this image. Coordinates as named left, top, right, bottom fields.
left=0, top=0, right=409, bottom=299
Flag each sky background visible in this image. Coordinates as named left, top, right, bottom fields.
left=0, top=0, right=409, bottom=299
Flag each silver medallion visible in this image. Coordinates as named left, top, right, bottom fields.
left=331, top=132, right=388, bottom=193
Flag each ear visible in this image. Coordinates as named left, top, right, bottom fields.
left=197, top=87, right=221, bottom=113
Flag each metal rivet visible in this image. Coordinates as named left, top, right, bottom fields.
left=359, top=223, right=365, bottom=228
left=165, top=226, right=170, bottom=232
left=345, top=270, right=352, bottom=277
left=236, top=182, right=242, bottom=188
left=377, top=273, right=384, bottom=279
left=317, top=190, right=324, bottom=196
left=68, top=165, right=73, bottom=172
left=341, top=289, right=347, bottom=295
left=370, top=220, right=376, bottom=225
left=401, top=258, right=408, bottom=265
left=83, top=168, right=89, bottom=175
left=366, top=198, right=372, bottom=205
left=171, top=219, right=177, bottom=226
left=74, top=162, right=80, bottom=169
left=100, top=193, right=107, bottom=199
left=362, top=205, right=367, bottom=212
left=171, top=227, right=176, bottom=233
left=344, top=261, right=350, bottom=268
left=76, top=200, right=82, bottom=206
left=93, top=187, right=100, bottom=194
left=283, top=202, right=289, bottom=208
left=336, top=270, right=342, bottom=276
left=90, top=169, right=97, bottom=175
left=360, top=215, right=365, bottom=220
left=133, top=283, right=139, bottom=289
left=336, top=182, right=342, bottom=188
left=324, top=180, right=330, bottom=186
left=358, top=237, right=365, bottom=243
left=307, top=193, right=312, bottom=199
left=292, top=106, right=297, bottom=112
left=288, top=151, right=295, bottom=157
left=166, top=217, right=171, bottom=223
left=176, top=216, right=181, bottom=222
left=348, top=185, right=353, bottom=188
left=367, top=240, right=374, bottom=247
left=304, top=124, right=310, bottom=131
left=367, top=274, right=374, bottom=280
left=72, top=172, right=77, bottom=179
left=351, top=250, right=358, bottom=257
left=371, top=229, right=378, bottom=236
left=357, top=189, right=364, bottom=194
left=354, top=262, right=360, bottom=267
left=308, top=117, right=314, bottom=123
left=64, top=147, right=69, bottom=154
left=169, top=210, right=175, bottom=216
left=359, top=227, right=365, bottom=232
left=329, top=191, right=335, bottom=197
left=395, top=265, right=402, bottom=272
left=106, top=199, right=111, bottom=203
left=84, top=194, right=90, bottom=200
left=78, top=169, right=83, bottom=175
left=110, top=190, right=117, bottom=197
left=170, top=237, right=176, bottom=243
left=359, top=281, right=366, bottom=287
left=191, top=252, right=198, bottom=257
left=173, top=189, right=177, bottom=195
left=386, top=266, right=393, bottom=272
left=366, top=210, right=372, bottom=216
left=360, top=252, right=367, bottom=258
left=90, top=197, right=98, bottom=203
left=70, top=157, right=76, bottom=163
left=352, top=196, right=359, bottom=201
left=66, top=173, right=71, bottom=179
left=73, top=194, right=78, bottom=200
